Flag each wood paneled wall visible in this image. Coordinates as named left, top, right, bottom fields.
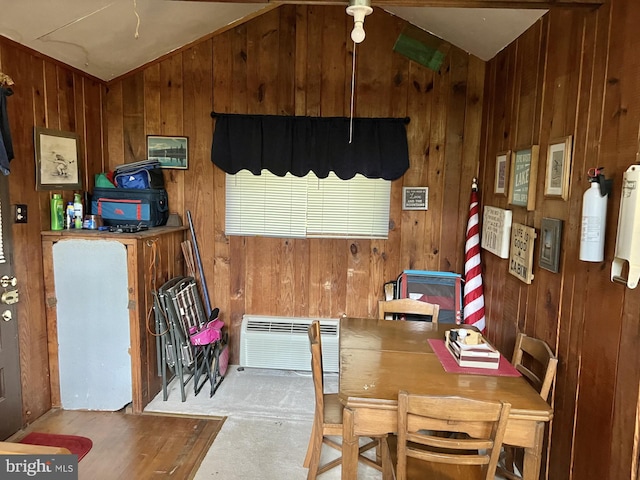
left=104, top=6, right=484, bottom=364
left=480, top=0, right=640, bottom=478
left=1, top=5, right=483, bottom=432
left=3, top=1, right=639, bottom=478
left=0, top=39, right=106, bottom=423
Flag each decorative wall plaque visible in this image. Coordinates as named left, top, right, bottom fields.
left=402, top=187, right=428, bottom=210
left=509, top=223, right=537, bottom=284
left=481, top=206, right=512, bottom=259
left=508, top=146, right=539, bottom=211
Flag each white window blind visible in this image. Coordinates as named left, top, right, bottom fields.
left=306, top=174, right=390, bottom=238
left=226, top=171, right=307, bottom=237
left=226, top=170, right=390, bottom=239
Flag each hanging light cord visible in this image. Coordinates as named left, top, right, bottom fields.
left=133, top=0, right=141, bottom=39
left=349, top=41, right=357, bottom=144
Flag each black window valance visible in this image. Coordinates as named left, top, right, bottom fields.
left=210, top=113, right=410, bottom=180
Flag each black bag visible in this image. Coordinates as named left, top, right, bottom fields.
left=91, top=187, right=169, bottom=227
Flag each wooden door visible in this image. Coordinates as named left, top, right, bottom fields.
left=0, top=174, right=22, bottom=439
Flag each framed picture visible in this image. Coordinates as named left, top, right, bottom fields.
left=147, top=135, right=188, bottom=169
left=508, top=146, right=539, bottom=211
left=494, top=151, right=510, bottom=196
left=34, top=127, right=82, bottom=191
left=402, top=187, right=429, bottom=210
left=539, top=217, right=563, bottom=273
left=544, top=136, right=573, bottom=200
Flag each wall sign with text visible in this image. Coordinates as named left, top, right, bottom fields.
left=508, top=146, right=539, bottom=211
left=509, top=223, right=536, bottom=284
left=402, top=187, right=429, bottom=210
left=481, top=206, right=512, bottom=259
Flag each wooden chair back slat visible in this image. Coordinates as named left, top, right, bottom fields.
left=512, top=333, right=558, bottom=401
left=308, top=321, right=324, bottom=419
left=396, top=392, right=511, bottom=480
left=378, top=298, right=440, bottom=323
left=498, top=332, right=559, bottom=480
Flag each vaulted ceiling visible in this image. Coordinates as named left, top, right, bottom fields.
left=0, top=1, right=598, bottom=82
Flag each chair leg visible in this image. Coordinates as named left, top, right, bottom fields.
left=305, top=417, right=328, bottom=480
left=497, top=445, right=522, bottom=480
left=379, top=437, right=394, bottom=480
left=306, top=435, right=322, bottom=480
left=303, top=422, right=317, bottom=468
left=357, top=439, right=383, bottom=471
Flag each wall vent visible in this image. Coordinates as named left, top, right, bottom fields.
left=239, top=315, right=339, bottom=372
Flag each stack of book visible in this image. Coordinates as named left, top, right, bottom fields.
left=445, top=330, right=500, bottom=369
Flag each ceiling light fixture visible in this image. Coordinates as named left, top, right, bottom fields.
left=346, top=0, right=373, bottom=44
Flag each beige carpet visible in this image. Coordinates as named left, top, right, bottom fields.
left=144, top=366, right=381, bottom=479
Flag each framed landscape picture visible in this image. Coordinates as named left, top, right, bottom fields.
left=147, top=135, right=189, bottom=169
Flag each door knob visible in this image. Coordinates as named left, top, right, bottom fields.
left=1, top=310, right=11, bottom=321
left=1, top=289, right=18, bottom=305
left=0, top=275, right=17, bottom=288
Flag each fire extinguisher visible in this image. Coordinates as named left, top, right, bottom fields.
left=580, top=167, right=612, bottom=262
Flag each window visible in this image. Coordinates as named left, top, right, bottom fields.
left=225, top=170, right=391, bottom=239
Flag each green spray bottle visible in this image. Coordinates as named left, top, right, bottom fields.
left=50, top=193, right=64, bottom=230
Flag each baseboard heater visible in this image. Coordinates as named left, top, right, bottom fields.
left=239, top=315, right=339, bottom=372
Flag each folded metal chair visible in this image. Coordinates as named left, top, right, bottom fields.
left=157, top=276, right=228, bottom=401
left=154, top=288, right=177, bottom=401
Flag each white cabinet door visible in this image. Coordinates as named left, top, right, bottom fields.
left=53, top=239, right=132, bottom=410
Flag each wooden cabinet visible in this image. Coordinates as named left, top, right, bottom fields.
left=42, top=227, right=186, bottom=414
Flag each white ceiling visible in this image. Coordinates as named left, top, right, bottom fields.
left=0, top=1, right=546, bottom=82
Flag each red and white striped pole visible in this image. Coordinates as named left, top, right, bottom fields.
left=463, top=178, right=486, bottom=332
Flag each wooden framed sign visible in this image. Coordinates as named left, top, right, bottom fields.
left=509, top=223, right=536, bottom=284
left=481, top=206, right=512, bottom=259
left=508, top=146, right=539, bottom=211
left=402, top=187, right=429, bottom=210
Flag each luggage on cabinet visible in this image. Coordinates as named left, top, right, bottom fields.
left=113, top=160, right=164, bottom=189
left=91, top=187, right=169, bottom=227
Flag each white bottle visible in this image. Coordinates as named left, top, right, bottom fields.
left=73, top=193, right=84, bottom=229
left=580, top=181, right=608, bottom=262
left=65, top=202, right=74, bottom=229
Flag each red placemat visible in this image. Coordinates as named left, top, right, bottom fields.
left=428, top=339, right=521, bottom=377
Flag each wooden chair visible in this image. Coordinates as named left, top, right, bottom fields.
left=303, top=321, right=383, bottom=479
left=392, top=391, right=511, bottom=480
left=378, top=298, right=440, bottom=323
left=499, top=332, right=558, bottom=479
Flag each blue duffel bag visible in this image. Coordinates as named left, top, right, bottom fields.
left=114, top=166, right=164, bottom=189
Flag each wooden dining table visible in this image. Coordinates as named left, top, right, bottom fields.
left=338, top=317, right=553, bottom=480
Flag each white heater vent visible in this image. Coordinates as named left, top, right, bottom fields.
left=240, top=315, right=339, bottom=372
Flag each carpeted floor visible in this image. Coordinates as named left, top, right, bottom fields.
left=144, top=366, right=382, bottom=479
